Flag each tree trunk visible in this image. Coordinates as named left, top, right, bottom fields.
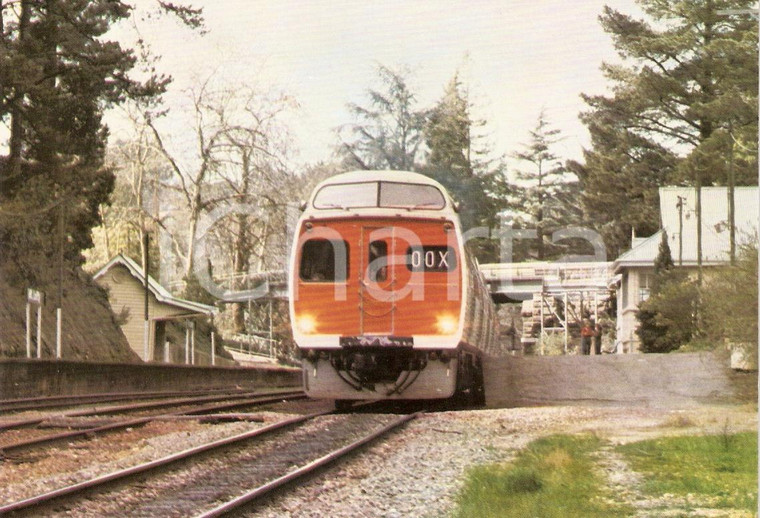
left=232, top=213, right=251, bottom=333
left=184, top=210, right=199, bottom=281
left=8, top=0, right=31, bottom=175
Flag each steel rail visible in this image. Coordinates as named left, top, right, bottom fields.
left=0, top=388, right=250, bottom=413
left=196, top=411, right=423, bottom=517
left=0, top=408, right=332, bottom=515
left=0, top=392, right=306, bottom=455
left=0, top=389, right=300, bottom=432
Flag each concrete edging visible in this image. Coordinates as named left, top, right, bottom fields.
left=0, top=359, right=301, bottom=398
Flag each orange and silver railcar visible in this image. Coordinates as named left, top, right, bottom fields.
left=289, top=170, right=498, bottom=406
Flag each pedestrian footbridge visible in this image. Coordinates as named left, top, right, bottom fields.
left=479, top=262, right=613, bottom=304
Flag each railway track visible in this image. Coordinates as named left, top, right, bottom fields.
left=0, top=388, right=302, bottom=432
left=0, top=388, right=252, bottom=413
left=0, top=390, right=306, bottom=457
left=0, top=408, right=422, bottom=516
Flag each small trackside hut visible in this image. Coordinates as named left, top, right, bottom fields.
left=289, top=170, right=498, bottom=406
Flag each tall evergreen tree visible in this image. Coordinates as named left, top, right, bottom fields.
left=574, top=0, right=758, bottom=257
left=0, top=0, right=201, bottom=273
left=510, top=111, right=580, bottom=261
left=338, top=64, right=425, bottom=171
left=654, top=230, right=674, bottom=274
left=422, top=73, right=506, bottom=261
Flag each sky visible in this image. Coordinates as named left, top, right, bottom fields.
left=108, top=0, right=643, bottom=169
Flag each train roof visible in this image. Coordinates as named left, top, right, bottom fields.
left=305, top=170, right=460, bottom=217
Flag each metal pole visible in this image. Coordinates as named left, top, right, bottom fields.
left=143, top=232, right=150, bottom=361
left=57, top=204, right=64, bottom=358
left=676, top=196, right=684, bottom=266
left=563, top=292, right=568, bottom=354
left=56, top=308, right=62, bottom=359
left=185, top=326, right=190, bottom=365
left=191, top=324, right=195, bottom=365
left=26, top=302, right=31, bottom=358
left=268, top=298, right=274, bottom=358
left=728, top=121, right=736, bottom=265
left=211, top=331, right=216, bottom=366
left=36, top=305, right=42, bottom=358
left=539, top=293, right=545, bottom=355
left=594, top=291, right=598, bottom=324
left=696, top=183, right=703, bottom=285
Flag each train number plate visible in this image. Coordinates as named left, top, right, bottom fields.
left=339, top=336, right=414, bottom=347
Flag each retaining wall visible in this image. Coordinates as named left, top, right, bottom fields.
left=485, top=351, right=757, bottom=408
left=0, top=359, right=301, bottom=398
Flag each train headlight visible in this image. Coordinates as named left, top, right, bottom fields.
left=436, top=314, right=458, bottom=335
left=296, top=314, right=317, bottom=334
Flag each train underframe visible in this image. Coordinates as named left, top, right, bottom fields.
left=300, top=343, right=485, bottom=408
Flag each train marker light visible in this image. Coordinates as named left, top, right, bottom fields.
left=436, top=314, right=458, bottom=334
left=297, top=314, right=317, bottom=334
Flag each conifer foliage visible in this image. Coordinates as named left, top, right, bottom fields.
left=573, top=0, right=758, bottom=258
left=510, top=111, right=582, bottom=261
left=637, top=230, right=699, bottom=353
left=0, top=0, right=200, bottom=272
left=423, top=74, right=505, bottom=246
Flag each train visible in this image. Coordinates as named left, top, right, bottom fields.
left=288, top=170, right=499, bottom=408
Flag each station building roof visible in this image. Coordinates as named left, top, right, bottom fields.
left=94, top=253, right=217, bottom=316
left=614, top=186, right=758, bottom=272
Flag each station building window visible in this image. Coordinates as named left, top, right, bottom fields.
left=639, top=273, right=654, bottom=303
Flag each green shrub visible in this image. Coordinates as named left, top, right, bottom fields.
left=637, top=269, right=699, bottom=353
left=701, top=243, right=758, bottom=348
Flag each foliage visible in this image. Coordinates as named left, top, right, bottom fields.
left=574, top=0, right=758, bottom=257
left=0, top=0, right=200, bottom=278
left=568, top=119, right=673, bottom=259
left=337, top=64, right=426, bottom=171
left=640, top=239, right=757, bottom=354
left=701, top=243, right=758, bottom=346
left=422, top=73, right=507, bottom=261
left=182, top=271, right=217, bottom=307
left=637, top=227, right=697, bottom=354
left=653, top=230, right=674, bottom=274
left=539, top=332, right=568, bottom=356
left=85, top=125, right=168, bottom=276
left=337, top=67, right=508, bottom=262
left=618, top=432, right=758, bottom=512
left=637, top=269, right=699, bottom=353
left=454, top=434, right=631, bottom=518
left=510, top=111, right=583, bottom=261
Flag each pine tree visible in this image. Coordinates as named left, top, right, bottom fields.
left=510, top=111, right=580, bottom=261
left=568, top=111, right=675, bottom=259
left=338, top=64, right=426, bottom=171
left=654, top=230, right=674, bottom=275
left=575, top=0, right=758, bottom=257
left=0, top=0, right=200, bottom=271
left=422, top=73, right=506, bottom=260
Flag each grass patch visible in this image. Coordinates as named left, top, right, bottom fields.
left=452, top=434, right=633, bottom=518
left=617, top=431, right=757, bottom=511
